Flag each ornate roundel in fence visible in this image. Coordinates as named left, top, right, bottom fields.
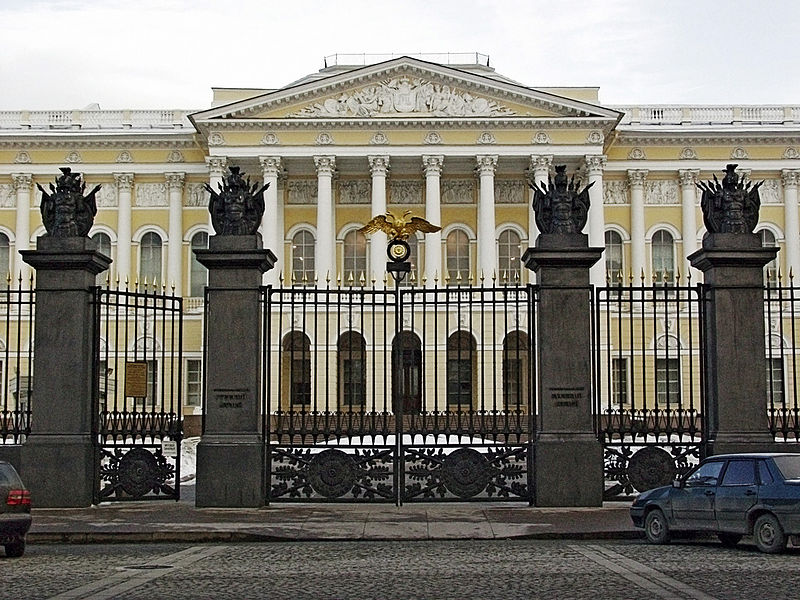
left=118, top=448, right=161, bottom=498
left=627, top=447, right=677, bottom=492
left=442, top=448, right=492, bottom=498
left=308, top=449, right=357, bottom=498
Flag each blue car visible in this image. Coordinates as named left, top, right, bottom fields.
left=630, top=453, right=800, bottom=553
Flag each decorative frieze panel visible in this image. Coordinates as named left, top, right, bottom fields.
left=290, top=77, right=516, bottom=118
left=166, top=150, right=184, bottom=163
left=185, top=183, right=210, bottom=207
left=261, top=132, right=280, bottom=145
left=116, top=150, right=133, bottom=163
left=134, top=183, right=168, bottom=207
left=760, top=179, right=782, bottom=204
left=0, top=184, right=14, bottom=208
left=370, top=132, right=389, bottom=145
left=603, top=181, right=629, bottom=205
left=287, top=180, right=318, bottom=205
left=731, top=147, right=749, bottom=159
left=65, top=151, right=82, bottom=163
left=644, top=180, right=679, bottom=205
left=338, top=180, right=370, bottom=204
left=680, top=147, right=698, bottom=160
left=389, top=180, right=423, bottom=205
left=442, top=179, right=475, bottom=204
left=14, top=151, right=31, bottom=164
left=784, top=147, right=799, bottom=159
left=494, top=180, right=526, bottom=204
left=96, top=182, right=118, bottom=208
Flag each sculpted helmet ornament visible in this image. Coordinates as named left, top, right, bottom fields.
left=37, top=167, right=99, bottom=237
left=529, top=165, right=593, bottom=234
left=204, top=166, right=268, bottom=236
left=696, top=164, right=762, bottom=234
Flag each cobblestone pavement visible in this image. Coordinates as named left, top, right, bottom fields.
left=4, top=539, right=800, bottom=599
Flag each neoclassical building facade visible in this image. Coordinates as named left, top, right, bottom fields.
left=1, top=54, right=799, bottom=416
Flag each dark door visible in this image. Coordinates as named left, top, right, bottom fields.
left=715, top=459, right=758, bottom=533
left=393, top=332, right=422, bottom=413
left=672, top=460, right=724, bottom=530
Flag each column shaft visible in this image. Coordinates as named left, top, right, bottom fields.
left=166, top=172, right=184, bottom=295
left=206, top=157, right=227, bottom=231
left=628, top=170, right=647, bottom=282
left=12, top=174, right=31, bottom=284
left=423, top=155, right=443, bottom=286
left=260, top=156, right=282, bottom=286
left=782, top=170, right=800, bottom=279
left=477, top=155, right=498, bottom=282
left=114, top=173, right=134, bottom=285
left=679, top=169, right=699, bottom=279
left=314, top=156, right=336, bottom=284
left=585, top=155, right=607, bottom=286
left=369, top=155, right=389, bottom=288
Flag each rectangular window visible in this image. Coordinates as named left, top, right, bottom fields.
left=766, top=357, right=785, bottom=407
left=186, top=359, right=202, bottom=407
left=612, top=358, right=629, bottom=406
left=655, top=358, right=680, bottom=405
left=146, top=360, right=158, bottom=409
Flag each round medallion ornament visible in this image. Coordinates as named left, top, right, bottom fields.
left=118, top=448, right=160, bottom=498
left=387, top=239, right=411, bottom=263
left=441, top=448, right=491, bottom=498
left=627, top=447, right=677, bottom=492
left=308, top=449, right=357, bottom=498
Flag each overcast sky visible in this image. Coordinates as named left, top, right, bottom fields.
left=1, top=0, right=798, bottom=110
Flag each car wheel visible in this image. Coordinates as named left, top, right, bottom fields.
left=644, top=509, right=670, bottom=544
left=4, top=539, right=25, bottom=558
left=717, top=532, right=742, bottom=547
left=754, top=514, right=786, bottom=554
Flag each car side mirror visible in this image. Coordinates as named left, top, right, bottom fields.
left=672, top=479, right=682, bottom=488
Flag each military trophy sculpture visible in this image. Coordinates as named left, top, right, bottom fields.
left=696, top=163, right=762, bottom=236
left=205, top=166, right=268, bottom=235
left=358, top=210, right=440, bottom=284
left=37, top=167, right=100, bottom=237
left=529, top=164, right=593, bottom=235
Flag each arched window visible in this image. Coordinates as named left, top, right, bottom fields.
left=338, top=332, right=366, bottom=409
left=759, top=229, right=779, bottom=287
left=447, top=331, right=476, bottom=409
left=392, top=331, right=421, bottom=413
left=604, top=230, right=624, bottom=286
left=0, top=233, right=11, bottom=289
left=503, top=331, right=530, bottom=411
left=651, top=230, right=674, bottom=285
left=498, top=229, right=521, bottom=284
left=92, top=232, right=112, bottom=286
left=342, top=230, right=367, bottom=286
left=282, top=332, right=311, bottom=408
left=190, top=231, right=209, bottom=297
left=139, top=232, right=163, bottom=286
left=291, top=230, right=315, bottom=285
left=446, top=229, right=470, bottom=284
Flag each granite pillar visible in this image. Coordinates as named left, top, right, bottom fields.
left=194, top=234, right=275, bottom=507
left=689, top=233, right=780, bottom=454
left=20, top=237, right=111, bottom=507
left=523, top=234, right=604, bottom=506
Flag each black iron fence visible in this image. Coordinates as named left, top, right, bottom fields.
left=263, top=282, right=536, bottom=504
left=0, top=276, right=34, bottom=444
left=93, top=283, right=183, bottom=502
left=593, top=279, right=706, bottom=498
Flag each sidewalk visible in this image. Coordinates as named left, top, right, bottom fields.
left=28, top=485, right=639, bottom=544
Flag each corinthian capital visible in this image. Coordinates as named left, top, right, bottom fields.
left=313, top=155, right=336, bottom=175
left=530, top=154, right=553, bottom=173
left=113, top=172, right=134, bottom=191
left=206, top=156, right=227, bottom=177
left=165, top=172, right=185, bottom=191
left=11, top=173, right=32, bottom=191
left=422, top=154, right=444, bottom=176
left=678, top=169, right=700, bottom=188
left=584, top=154, right=607, bottom=175
left=259, top=156, right=282, bottom=178
left=368, top=155, right=390, bottom=176
left=476, top=154, right=498, bottom=175
left=781, top=169, right=800, bottom=189
left=627, top=169, right=649, bottom=188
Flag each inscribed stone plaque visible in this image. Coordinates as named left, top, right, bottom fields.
left=213, top=388, right=248, bottom=410
left=548, top=387, right=584, bottom=408
left=125, top=361, right=148, bottom=398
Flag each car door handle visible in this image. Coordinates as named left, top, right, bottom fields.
left=745, top=490, right=756, bottom=496
left=705, top=490, right=715, bottom=496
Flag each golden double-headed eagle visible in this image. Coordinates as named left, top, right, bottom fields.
left=358, top=210, right=441, bottom=240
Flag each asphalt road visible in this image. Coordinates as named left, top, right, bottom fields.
left=4, top=539, right=799, bottom=599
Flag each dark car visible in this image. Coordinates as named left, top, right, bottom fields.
left=631, top=453, right=800, bottom=553
left=0, top=460, right=31, bottom=558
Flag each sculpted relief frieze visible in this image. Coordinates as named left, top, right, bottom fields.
left=389, top=180, right=423, bottom=205
left=494, top=180, right=526, bottom=204
left=760, top=179, right=781, bottom=204
left=339, top=180, right=370, bottom=204
left=0, top=184, right=14, bottom=208
left=95, top=182, right=118, bottom=208
left=645, top=180, right=679, bottom=205
left=603, top=181, right=628, bottom=205
left=185, top=183, right=210, bottom=207
left=442, top=180, right=475, bottom=204
left=135, top=183, right=168, bottom=207
left=287, top=181, right=317, bottom=205
left=290, top=77, right=516, bottom=118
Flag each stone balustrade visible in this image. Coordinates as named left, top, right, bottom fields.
left=0, top=109, right=194, bottom=130
left=614, top=105, right=800, bottom=125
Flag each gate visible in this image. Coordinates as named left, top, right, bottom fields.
left=593, top=279, right=707, bottom=499
left=264, top=283, right=536, bottom=504
left=93, top=284, right=183, bottom=502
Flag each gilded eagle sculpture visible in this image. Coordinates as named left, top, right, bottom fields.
left=37, top=167, right=100, bottom=237
left=696, top=164, right=762, bottom=234
left=358, top=211, right=441, bottom=240
left=205, top=166, right=268, bottom=236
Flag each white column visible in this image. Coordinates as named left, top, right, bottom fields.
left=165, top=172, right=185, bottom=295
left=206, top=157, right=227, bottom=232
left=368, top=155, right=389, bottom=288
left=679, top=169, right=700, bottom=280
left=314, top=156, right=336, bottom=285
left=585, top=155, right=607, bottom=286
left=423, top=155, right=443, bottom=287
left=782, top=169, right=800, bottom=280
left=114, top=173, right=134, bottom=285
left=260, top=156, right=282, bottom=286
left=628, top=169, right=648, bottom=283
left=12, top=173, right=31, bottom=285
left=529, top=155, right=553, bottom=246
left=476, top=154, right=498, bottom=282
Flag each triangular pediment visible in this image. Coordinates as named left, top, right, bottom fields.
left=191, top=57, right=621, bottom=125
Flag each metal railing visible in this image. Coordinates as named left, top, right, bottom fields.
left=0, top=277, right=35, bottom=444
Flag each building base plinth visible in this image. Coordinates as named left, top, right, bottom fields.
left=195, top=437, right=265, bottom=508
left=534, top=434, right=603, bottom=507
left=20, top=435, right=96, bottom=507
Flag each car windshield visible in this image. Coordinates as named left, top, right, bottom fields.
left=0, top=464, right=23, bottom=487
left=773, top=456, right=800, bottom=480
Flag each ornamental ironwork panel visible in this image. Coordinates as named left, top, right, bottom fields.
left=0, top=276, right=35, bottom=444
left=93, top=283, right=183, bottom=502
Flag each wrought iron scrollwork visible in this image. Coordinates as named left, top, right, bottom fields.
left=603, top=444, right=699, bottom=499
left=98, top=446, right=176, bottom=500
